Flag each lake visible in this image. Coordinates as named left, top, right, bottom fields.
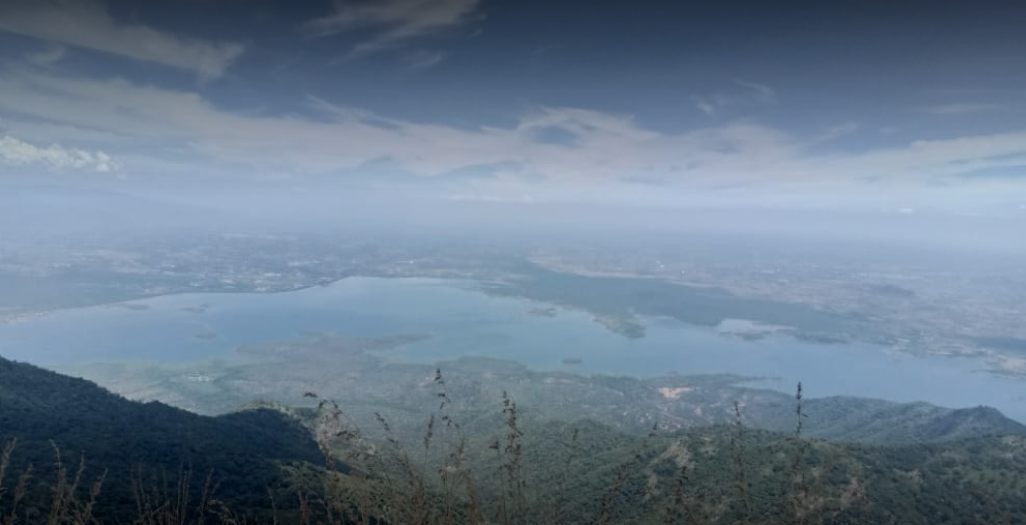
left=2, top=277, right=1024, bottom=421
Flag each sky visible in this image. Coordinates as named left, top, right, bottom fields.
left=0, top=0, right=1025, bottom=221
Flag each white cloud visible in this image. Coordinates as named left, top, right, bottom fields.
left=0, top=133, right=120, bottom=173
left=24, top=44, right=67, bottom=67
left=692, top=97, right=717, bottom=117
left=0, top=71, right=802, bottom=184
left=915, top=103, right=998, bottom=115
left=447, top=192, right=535, bottom=203
left=0, top=0, right=245, bottom=78
left=842, top=133, right=1026, bottom=179
left=306, top=0, right=482, bottom=58
left=735, top=80, right=777, bottom=104
left=1, top=70, right=1025, bottom=198
left=816, top=122, right=859, bottom=143
left=693, top=80, right=777, bottom=118
left=404, top=49, right=446, bottom=69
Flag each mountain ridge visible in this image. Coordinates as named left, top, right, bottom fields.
left=5, top=355, right=1026, bottom=524
left=0, top=356, right=323, bottom=522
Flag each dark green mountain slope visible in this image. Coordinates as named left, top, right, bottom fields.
left=0, top=357, right=323, bottom=522
left=4, top=355, right=1026, bottom=524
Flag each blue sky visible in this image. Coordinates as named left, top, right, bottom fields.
left=0, top=0, right=1025, bottom=215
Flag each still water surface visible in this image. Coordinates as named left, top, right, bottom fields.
left=1, top=277, right=1023, bottom=420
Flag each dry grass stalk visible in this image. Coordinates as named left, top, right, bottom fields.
left=1, top=439, right=32, bottom=525
left=732, top=401, right=752, bottom=524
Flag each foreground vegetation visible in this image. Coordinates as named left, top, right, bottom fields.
left=2, top=357, right=1025, bottom=524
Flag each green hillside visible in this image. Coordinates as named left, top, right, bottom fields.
left=0, top=357, right=324, bottom=523
left=3, top=356, right=1026, bottom=524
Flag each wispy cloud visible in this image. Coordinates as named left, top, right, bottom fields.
left=305, top=0, right=482, bottom=58
left=815, top=122, right=859, bottom=143
left=2, top=70, right=1025, bottom=199
left=0, top=129, right=120, bottom=173
left=692, top=96, right=720, bottom=118
left=404, top=49, right=446, bottom=69
left=692, top=80, right=777, bottom=117
left=915, top=103, right=999, bottom=115
left=0, top=0, right=245, bottom=78
left=24, top=44, right=67, bottom=67
left=735, top=80, right=777, bottom=104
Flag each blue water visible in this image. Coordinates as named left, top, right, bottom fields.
left=1, top=277, right=1024, bottom=421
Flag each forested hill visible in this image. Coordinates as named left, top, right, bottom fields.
left=742, top=394, right=1026, bottom=443
left=0, top=357, right=323, bottom=522
left=4, top=356, right=1026, bottom=524
left=491, top=419, right=1026, bottom=525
